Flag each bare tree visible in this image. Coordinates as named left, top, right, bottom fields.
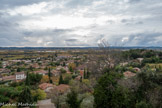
left=87, top=39, right=123, bottom=79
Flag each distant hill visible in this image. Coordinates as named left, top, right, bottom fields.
left=0, top=46, right=162, bottom=50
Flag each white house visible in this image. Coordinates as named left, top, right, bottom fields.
left=15, top=72, right=26, bottom=80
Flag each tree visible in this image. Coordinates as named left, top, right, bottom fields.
left=87, top=71, right=90, bottom=79
left=63, top=62, right=66, bottom=66
left=66, top=90, right=82, bottom=108
left=59, top=75, right=64, bottom=85
left=0, top=62, right=2, bottom=68
left=31, top=89, right=46, bottom=101
left=84, top=68, right=86, bottom=79
left=29, top=66, right=33, bottom=71
left=69, top=66, right=73, bottom=72
left=28, top=73, right=42, bottom=85
left=18, top=86, right=33, bottom=106
left=80, top=76, right=82, bottom=82
left=68, top=63, right=76, bottom=72
left=136, top=101, right=151, bottom=108
left=55, top=53, right=58, bottom=57
left=48, top=68, right=53, bottom=83
left=17, top=68, right=21, bottom=72
left=41, top=75, right=49, bottom=83
left=60, top=68, right=66, bottom=74
left=25, top=71, right=30, bottom=86
left=94, top=72, right=129, bottom=108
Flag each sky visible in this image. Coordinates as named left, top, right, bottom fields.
left=0, top=0, right=162, bottom=47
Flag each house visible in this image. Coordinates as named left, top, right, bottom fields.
left=34, top=70, right=48, bottom=75
left=0, top=68, right=11, bottom=75
left=137, top=58, right=144, bottom=63
left=55, top=84, right=70, bottom=94
left=51, top=70, right=60, bottom=76
left=2, top=75, right=16, bottom=81
left=2, top=61, right=9, bottom=68
left=39, top=83, right=55, bottom=92
left=120, top=62, right=128, bottom=66
left=75, top=75, right=82, bottom=81
left=32, top=63, right=40, bottom=68
left=80, top=70, right=84, bottom=77
left=15, top=72, right=26, bottom=80
left=123, top=71, right=136, bottom=78
left=76, top=65, right=87, bottom=71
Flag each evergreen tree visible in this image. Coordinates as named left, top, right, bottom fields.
left=55, top=53, right=58, bottom=57
left=18, top=86, right=33, bottom=106
left=29, top=66, right=33, bottom=71
left=48, top=68, right=53, bottom=83
left=80, top=76, right=82, bottom=82
left=69, top=66, right=73, bottom=72
left=59, top=75, right=64, bottom=85
left=63, top=62, right=66, bottom=66
left=66, top=90, right=82, bottom=108
left=87, top=68, right=90, bottom=79
left=94, top=72, right=129, bottom=108
left=25, top=71, right=30, bottom=86
left=84, top=68, right=86, bottom=79
left=17, top=68, right=21, bottom=72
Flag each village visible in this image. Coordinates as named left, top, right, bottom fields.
left=0, top=49, right=162, bottom=108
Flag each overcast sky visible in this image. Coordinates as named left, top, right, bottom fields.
left=0, top=0, right=162, bottom=47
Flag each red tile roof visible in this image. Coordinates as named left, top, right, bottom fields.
left=34, top=70, right=48, bottom=74
left=15, top=72, right=25, bottom=75
left=80, top=70, right=84, bottom=77
left=55, top=84, right=70, bottom=93
left=123, top=71, right=136, bottom=78
left=39, top=83, right=54, bottom=90
left=2, top=75, right=15, bottom=81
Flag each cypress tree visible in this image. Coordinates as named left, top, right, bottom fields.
left=48, top=68, right=53, bottom=83
left=18, top=86, right=33, bottom=106
left=59, top=74, right=64, bottom=85
left=87, top=68, right=90, bottom=79
left=25, top=71, right=30, bottom=86
left=80, top=76, right=82, bottom=82
left=84, top=68, right=86, bottom=79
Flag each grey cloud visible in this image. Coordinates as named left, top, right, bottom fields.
left=121, top=18, right=143, bottom=25
left=128, top=0, right=141, bottom=3
left=65, top=0, right=95, bottom=8
left=126, top=32, right=162, bottom=46
left=0, top=0, right=51, bottom=9
left=0, top=0, right=162, bottom=47
left=65, top=39, right=78, bottom=42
